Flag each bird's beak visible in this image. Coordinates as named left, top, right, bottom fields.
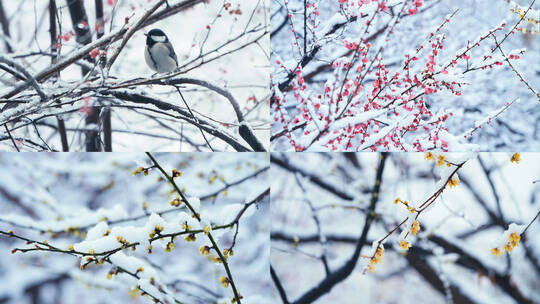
left=143, top=33, right=148, bottom=36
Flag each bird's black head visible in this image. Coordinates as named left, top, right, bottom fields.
left=145, top=28, right=168, bottom=47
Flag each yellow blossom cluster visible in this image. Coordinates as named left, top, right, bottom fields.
left=184, top=233, right=196, bottom=242
left=425, top=152, right=451, bottom=167
left=116, top=236, right=130, bottom=249
left=172, top=168, right=182, bottom=178
left=491, top=247, right=503, bottom=257
left=219, top=276, right=229, bottom=288
left=165, top=242, right=175, bottom=252
left=399, top=240, right=410, bottom=251
left=368, top=247, right=384, bottom=272
left=223, top=248, right=234, bottom=257
left=149, top=224, right=164, bottom=238
left=510, top=6, right=539, bottom=25
left=181, top=222, right=192, bottom=231
left=393, top=198, right=416, bottom=213
left=132, top=166, right=149, bottom=176
left=509, top=4, right=540, bottom=34
left=437, top=155, right=449, bottom=167
left=170, top=197, right=182, bottom=207
left=199, top=245, right=211, bottom=256
left=447, top=175, right=459, bottom=188
left=491, top=232, right=521, bottom=256
left=411, top=221, right=420, bottom=236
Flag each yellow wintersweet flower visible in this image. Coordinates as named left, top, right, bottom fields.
left=393, top=198, right=401, bottom=205
left=491, top=247, right=503, bottom=256
left=436, top=155, right=447, bottom=166
left=219, top=276, right=229, bottom=288
left=370, top=247, right=384, bottom=266
left=199, top=245, right=210, bottom=256
left=503, top=244, right=513, bottom=252
left=425, top=152, right=434, bottom=161
left=411, top=221, right=420, bottom=236
left=509, top=232, right=520, bottom=243
left=184, top=234, right=196, bottom=242
left=172, top=168, right=182, bottom=178
left=165, top=242, right=175, bottom=252
left=399, top=240, right=410, bottom=250
left=510, top=153, right=520, bottom=164
left=170, top=198, right=181, bottom=207
left=132, top=167, right=144, bottom=175
left=448, top=176, right=459, bottom=188
left=510, top=240, right=519, bottom=248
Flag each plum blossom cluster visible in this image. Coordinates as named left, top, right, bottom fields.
left=271, top=0, right=539, bottom=151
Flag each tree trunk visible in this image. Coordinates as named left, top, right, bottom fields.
left=66, top=0, right=101, bottom=151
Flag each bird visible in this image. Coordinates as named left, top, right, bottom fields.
left=144, top=28, right=178, bottom=74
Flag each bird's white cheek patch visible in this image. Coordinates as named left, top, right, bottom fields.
left=151, top=35, right=166, bottom=42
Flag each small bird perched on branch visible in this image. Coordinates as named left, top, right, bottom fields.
left=144, top=28, right=178, bottom=74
